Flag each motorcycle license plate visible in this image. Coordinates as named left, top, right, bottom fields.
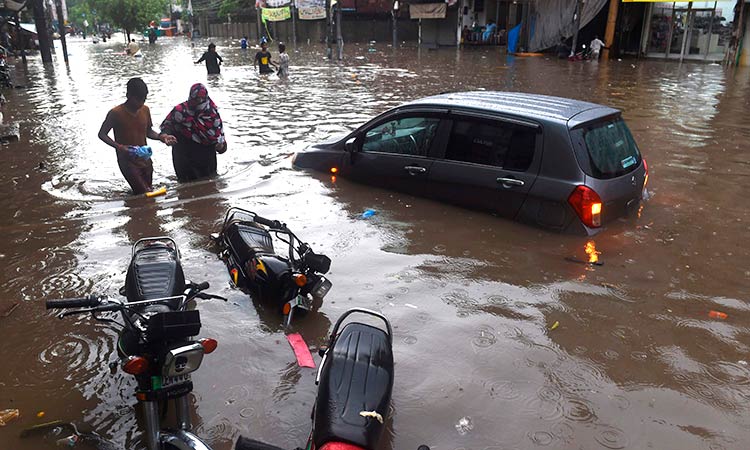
left=294, top=295, right=312, bottom=311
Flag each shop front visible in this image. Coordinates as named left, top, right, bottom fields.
left=640, top=1, right=733, bottom=62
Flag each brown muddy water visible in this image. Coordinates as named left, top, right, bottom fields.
left=1, top=35, right=749, bottom=450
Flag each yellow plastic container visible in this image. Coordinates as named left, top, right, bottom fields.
left=145, top=186, right=167, bottom=198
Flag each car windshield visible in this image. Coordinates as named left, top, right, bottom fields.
left=582, top=119, right=641, bottom=179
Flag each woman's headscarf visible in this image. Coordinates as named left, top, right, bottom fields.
left=161, top=83, right=225, bottom=146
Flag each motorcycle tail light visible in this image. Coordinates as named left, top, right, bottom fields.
left=200, top=338, right=218, bottom=354
left=123, top=356, right=149, bottom=375
left=293, top=273, right=307, bottom=287
left=312, top=276, right=332, bottom=300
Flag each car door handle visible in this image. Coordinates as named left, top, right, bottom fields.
left=404, top=165, right=427, bottom=174
left=497, top=177, right=525, bottom=187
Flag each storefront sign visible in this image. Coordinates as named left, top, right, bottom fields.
left=262, top=6, right=291, bottom=21
left=409, top=3, right=446, bottom=19
left=297, top=0, right=326, bottom=20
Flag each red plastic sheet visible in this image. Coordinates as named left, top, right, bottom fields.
left=286, top=333, right=315, bottom=368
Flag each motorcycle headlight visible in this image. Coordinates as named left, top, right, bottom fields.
left=311, top=276, right=332, bottom=300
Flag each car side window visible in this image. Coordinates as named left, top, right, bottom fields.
left=362, top=117, right=440, bottom=156
left=444, top=118, right=536, bottom=171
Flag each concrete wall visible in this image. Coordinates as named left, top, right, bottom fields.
left=203, top=15, right=419, bottom=43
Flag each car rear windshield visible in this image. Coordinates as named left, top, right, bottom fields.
left=578, top=119, right=641, bottom=179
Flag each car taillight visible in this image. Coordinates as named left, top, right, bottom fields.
left=643, top=158, right=649, bottom=189
left=320, top=443, right=365, bottom=450
left=199, top=338, right=218, bottom=354
left=123, top=356, right=150, bottom=375
left=568, top=185, right=602, bottom=228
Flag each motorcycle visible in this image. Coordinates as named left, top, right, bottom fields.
left=45, top=237, right=226, bottom=450
left=211, top=207, right=332, bottom=326
left=236, top=308, right=396, bottom=450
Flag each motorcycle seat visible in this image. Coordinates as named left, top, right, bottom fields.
left=314, top=322, right=394, bottom=450
left=125, top=244, right=185, bottom=302
left=226, top=223, right=275, bottom=259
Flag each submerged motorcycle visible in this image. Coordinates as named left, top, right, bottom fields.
left=236, top=308, right=394, bottom=450
left=46, top=237, right=225, bottom=450
left=212, top=207, right=332, bottom=326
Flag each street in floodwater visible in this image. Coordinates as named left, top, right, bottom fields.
left=1, top=35, right=750, bottom=450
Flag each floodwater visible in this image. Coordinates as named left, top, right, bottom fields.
left=1, top=35, right=749, bottom=450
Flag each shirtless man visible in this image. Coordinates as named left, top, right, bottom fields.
left=98, top=78, right=176, bottom=195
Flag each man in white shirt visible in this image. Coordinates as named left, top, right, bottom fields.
left=590, top=35, right=606, bottom=60
left=127, top=39, right=140, bottom=56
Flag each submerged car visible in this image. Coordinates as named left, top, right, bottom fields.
left=293, top=91, right=648, bottom=235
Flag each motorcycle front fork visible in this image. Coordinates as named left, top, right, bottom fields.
left=142, top=396, right=192, bottom=450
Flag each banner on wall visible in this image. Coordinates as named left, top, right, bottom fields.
left=409, top=3, right=446, bottom=19
left=256, top=0, right=290, bottom=6
left=262, top=6, right=291, bottom=21
left=297, top=0, right=326, bottom=20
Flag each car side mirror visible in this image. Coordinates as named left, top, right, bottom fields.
left=345, top=137, right=357, bottom=153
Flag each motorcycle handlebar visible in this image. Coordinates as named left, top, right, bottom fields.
left=194, top=281, right=209, bottom=291
left=45, top=295, right=100, bottom=310
left=253, top=215, right=283, bottom=229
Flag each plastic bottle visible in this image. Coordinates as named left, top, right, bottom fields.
left=128, top=145, right=152, bottom=159
left=361, top=209, right=376, bottom=219
left=0, top=408, right=19, bottom=426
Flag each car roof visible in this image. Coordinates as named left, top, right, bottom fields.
left=404, top=91, right=620, bottom=126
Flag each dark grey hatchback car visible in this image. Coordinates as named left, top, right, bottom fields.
left=293, top=91, right=648, bottom=235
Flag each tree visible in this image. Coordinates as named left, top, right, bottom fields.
left=218, top=0, right=254, bottom=19
left=67, top=0, right=94, bottom=30
left=91, top=0, right=168, bottom=41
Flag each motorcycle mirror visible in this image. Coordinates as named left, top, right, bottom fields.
left=305, top=253, right=331, bottom=274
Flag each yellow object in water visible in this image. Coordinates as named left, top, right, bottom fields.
left=549, top=321, right=560, bottom=331
left=145, top=186, right=167, bottom=198
left=36, top=411, right=45, bottom=418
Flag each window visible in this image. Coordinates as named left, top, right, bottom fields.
left=362, top=117, right=440, bottom=156
left=582, top=119, right=641, bottom=179
left=444, top=119, right=536, bottom=171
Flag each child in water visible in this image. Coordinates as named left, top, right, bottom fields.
left=276, top=43, right=289, bottom=78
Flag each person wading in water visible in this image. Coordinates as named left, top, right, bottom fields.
left=160, top=83, right=227, bottom=182
left=98, top=78, right=177, bottom=195
left=195, top=43, right=223, bottom=74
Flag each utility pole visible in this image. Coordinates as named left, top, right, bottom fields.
left=602, top=0, right=620, bottom=60
left=291, top=0, right=297, bottom=47
left=335, top=1, right=342, bottom=59
left=570, top=0, right=582, bottom=58
left=54, top=0, right=68, bottom=63
left=32, top=0, right=53, bottom=63
left=391, top=0, right=398, bottom=48
left=326, top=0, right=332, bottom=58
left=14, top=13, right=26, bottom=64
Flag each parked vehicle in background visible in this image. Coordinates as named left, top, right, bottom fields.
left=293, top=91, right=648, bottom=235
